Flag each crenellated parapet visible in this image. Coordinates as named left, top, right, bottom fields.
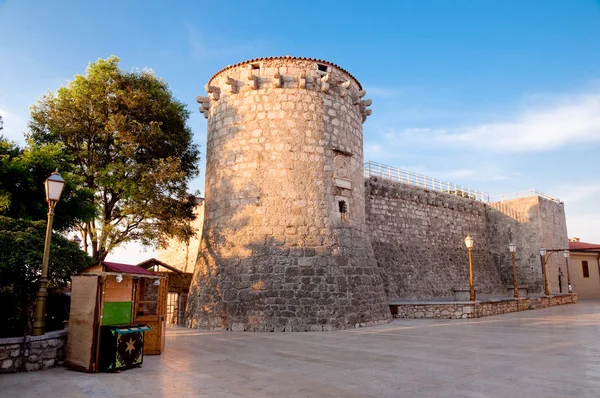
left=196, top=56, right=373, bottom=122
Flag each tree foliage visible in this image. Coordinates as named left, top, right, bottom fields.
left=0, top=216, right=92, bottom=337
left=0, top=137, right=96, bottom=229
left=29, top=56, right=200, bottom=261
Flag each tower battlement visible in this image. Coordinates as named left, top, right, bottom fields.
left=197, top=56, right=372, bottom=123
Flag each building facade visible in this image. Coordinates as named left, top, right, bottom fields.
left=568, top=239, right=600, bottom=298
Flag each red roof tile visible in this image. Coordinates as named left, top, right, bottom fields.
left=101, top=261, right=157, bottom=275
left=569, top=241, right=600, bottom=252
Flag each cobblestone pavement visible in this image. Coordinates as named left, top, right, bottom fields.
left=2, top=300, right=600, bottom=397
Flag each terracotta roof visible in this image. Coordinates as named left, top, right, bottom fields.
left=100, top=261, right=157, bottom=275
left=208, top=56, right=363, bottom=90
left=569, top=241, right=600, bottom=252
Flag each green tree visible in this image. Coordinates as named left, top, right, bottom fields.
left=0, top=216, right=92, bottom=337
left=0, top=129, right=94, bottom=337
left=0, top=137, right=96, bottom=229
left=29, top=56, right=200, bottom=261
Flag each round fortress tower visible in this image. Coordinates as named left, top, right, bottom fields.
left=187, top=56, right=391, bottom=331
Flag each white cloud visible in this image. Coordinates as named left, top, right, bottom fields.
left=553, top=184, right=600, bottom=205
left=0, top=106, right=28, bottom=143
left=386, top=91, right=600, bottom=153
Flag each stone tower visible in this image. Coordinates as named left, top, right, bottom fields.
left=187, top=56, right=391, bottom=331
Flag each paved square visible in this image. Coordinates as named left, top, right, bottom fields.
left=2, top=300, right=599, bottom=397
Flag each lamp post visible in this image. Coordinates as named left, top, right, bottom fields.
left=563, top=250, right=572, bottom=293
left=539, top=248, right=551, bottom=296
left=464, top=235, right=475, bottom=302
left=32, top=170, right=65, bottom=336
left=71, top=235, right=82, bottom=246
left=509, top=243, right=518, bottom=299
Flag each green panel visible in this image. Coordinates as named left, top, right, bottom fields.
left=102, top=301, right=132, bottom=325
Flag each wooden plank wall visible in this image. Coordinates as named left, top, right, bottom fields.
left=66, top=275, right=99, bottom=371
left=103, top=276, right=134, bottom=302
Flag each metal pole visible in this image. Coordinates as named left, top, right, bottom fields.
left=566, top=256, right=572, bottom=293
left=542, top=255, right=550, bottom=296
left=32, top=201, right=56, bottom=336
left=558, top=268, right=562, bottom=293
left=511, top=251, right=518, bottom=299
left=468, top=247, right=476, bottom=301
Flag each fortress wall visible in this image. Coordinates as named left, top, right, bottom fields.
left=486, top=197, right=544, bottom=294
left=160, top=181, right=568, bottom=303
left=537, top=197, right=570, bottom=293
left=157, top=202, right=204, bottom=273
left=365, top=177, right=505, bottom=300
left=492, top=197, right=568, bottom=295
left=366, top=177, right=569, bottom=300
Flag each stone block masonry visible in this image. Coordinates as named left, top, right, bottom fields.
left=157, top=200, right=204, bottom=273
left=0, top=329, right=67, bottom=373
left=390, top=294, right=576, bottom=319
left=486, top=196, right=569, bottom=296
left=366, top=177, right=506, bottom=300
left=366, top=176, right=569, bottom=301
left=186, top=57, right=391, bottom=331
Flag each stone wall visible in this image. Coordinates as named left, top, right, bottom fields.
left=538, top=293, right=578, bottom=307
left=391, top=299, right=531, bottom=319
left=538, top=197, right=570, bottom=293
left=366, top=177, right=505, bottom=300
left=0, top=330, right=67, bottom=373
left=366, top=177, right=569, bottom=301
left=487, top=197, right=569, bottom=296
left=391, top=294, right=576, bottom=319
left=186, top=57, right=391, bottom=331
left=157, top=201, right=204, bottom=273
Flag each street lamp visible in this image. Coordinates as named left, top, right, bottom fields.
left=71, top=235, right=82, bottom=246
left=563, top=250, right=572, bottom=293
left=464, top=235, right=475, bottom=302
left=32, top=170, right=65, bottom=336
left=539, top=247, right=551, bottom=296
left=509, top=243, right=518, bottom=298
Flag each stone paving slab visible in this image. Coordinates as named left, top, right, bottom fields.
left=2, top=300, right=600, bottom=397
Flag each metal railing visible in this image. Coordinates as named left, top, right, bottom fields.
left=364, top=161, right=490, bottom=202
left=363, top=160, right=563, bottom=207
left=493, top=190, right=562, bottom=204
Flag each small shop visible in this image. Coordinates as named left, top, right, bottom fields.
left=65, top=261, right=167, bottom=372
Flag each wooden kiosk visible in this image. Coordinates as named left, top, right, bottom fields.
left=66, top=261, right=167, bottom=372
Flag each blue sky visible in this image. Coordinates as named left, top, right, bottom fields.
left=1, top=0, right=599, bottom=262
